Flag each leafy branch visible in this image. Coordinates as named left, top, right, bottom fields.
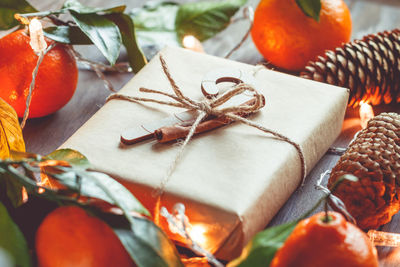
left=12, top=0, right=147, bottom=73
left=2, top=0, right=247, bottom=74
left=0, top=149, right=183, bottom=267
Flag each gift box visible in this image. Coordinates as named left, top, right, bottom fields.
left=61, top=47, right=349, bottom=260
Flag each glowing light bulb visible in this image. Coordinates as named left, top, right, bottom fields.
left=188, top=224, right=207, bottom=246
left=368, top=230, right=400, bottom=247
left=182, top=35, right=204, bottom=53
left=359, top=101, right=374, bottom=129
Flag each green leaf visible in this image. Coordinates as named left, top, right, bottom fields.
left=50, top=168, right=150, bottom=216
left=0, top=0, right=37, bottom=30
left=175, top=0, right=247, bottom=42
left=3, top=173, right=24, bottom=208
left=115, top=217, right=183, bottom=267
left=46, top=149, right=91, bottom=169
left=63, top=0, right=126, bottom=14
left=105, top=13, right=147, bottom=73
left=0, top=168, right=24, bottom=208
left=131, top=1, right=178, bottom=32
left=295, top=0, right=321, bottom=21
left=0, top=202, right=31, bottom=267
left=129, top=1, right=181, bottom=48
left=70, top=11, right=122, bottom=65
left=44, top=26, right=93, bottom=44
left=229, top=221, right=298, bottom=267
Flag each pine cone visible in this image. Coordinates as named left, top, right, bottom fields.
left=328, top=112, right=400, bottom=229
left=301, top=29, right=400, bottom=107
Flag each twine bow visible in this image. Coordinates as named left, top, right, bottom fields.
left=107, top=55, right=306, bottom=219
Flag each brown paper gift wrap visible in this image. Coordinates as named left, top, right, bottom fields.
left=61, top=47, right=349, bottom=260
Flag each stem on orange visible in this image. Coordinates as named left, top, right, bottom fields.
left=322, top=201, right=332, bottom=223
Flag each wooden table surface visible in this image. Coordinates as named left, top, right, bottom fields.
left=15, top=0, right=400, bottom=266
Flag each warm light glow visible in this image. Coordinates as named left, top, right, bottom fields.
left=359, top=101, right=374, bottom=129
left=37, top=175, right=55, bottom=193
left=368, top=230, right=400, bottom=247
left=37, top=177, right=49, bottom=194
left=22, top=187, right=28, bottom=203
left=188, top=224, right=207, bottom=246
left=182, top=35, right=204, bottom=53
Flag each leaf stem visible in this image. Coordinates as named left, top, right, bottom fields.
left=301, top=174, right=358, bottom=221
left=17, top=10, right=66, bottom=19
left=70, top=47, right=132, bottom=92
left=224, top=6, right=254, bottom=59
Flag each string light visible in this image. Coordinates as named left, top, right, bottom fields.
left=359, top=101, right=374, bottom=129
left=368, top=230, right=400, bottom=247
left=161, top=204, right=223, bottom=267
left=182, top=35, right=205, bottom=53
left=188, top=224, right=207, bottom=246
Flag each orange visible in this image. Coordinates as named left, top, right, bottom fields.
left=35, top=205, right=135, bottom=267
left=270, top=211, right=378, bottom=267
left=0, top=29, right=78, bottom=118
left=252, top=0, right=352, bottom=71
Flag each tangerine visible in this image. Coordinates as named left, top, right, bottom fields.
left=35, top=205, right=135, bottom=267
left=0, top=29, right=78, bottom=118
left=270, top=211, right=378, bottom=267
left=252, top=0, right=352, bottom=71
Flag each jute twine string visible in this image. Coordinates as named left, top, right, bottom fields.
left=107, top=55, right=306, bottom=222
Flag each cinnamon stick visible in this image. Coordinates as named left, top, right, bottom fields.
left=154, top=96, right=264, bottom=143
left=154, top=116, right=232, bottom=143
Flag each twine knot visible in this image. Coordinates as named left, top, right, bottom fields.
left=107, top=55, right=266, bottom=123
left=198, top=101, right=213, bottom=115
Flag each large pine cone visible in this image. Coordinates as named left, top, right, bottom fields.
left=301, top=29, right=400, bottom=107
left=328, top=112, right=400, bottom=229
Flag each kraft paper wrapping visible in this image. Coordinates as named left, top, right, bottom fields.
left=61, top=47, right=349, bottom=260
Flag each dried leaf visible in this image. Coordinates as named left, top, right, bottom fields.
left=0, top=98, right=25, bottom=159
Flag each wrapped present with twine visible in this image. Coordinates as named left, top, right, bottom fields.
left=61, top=47, right=348, bottom=260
